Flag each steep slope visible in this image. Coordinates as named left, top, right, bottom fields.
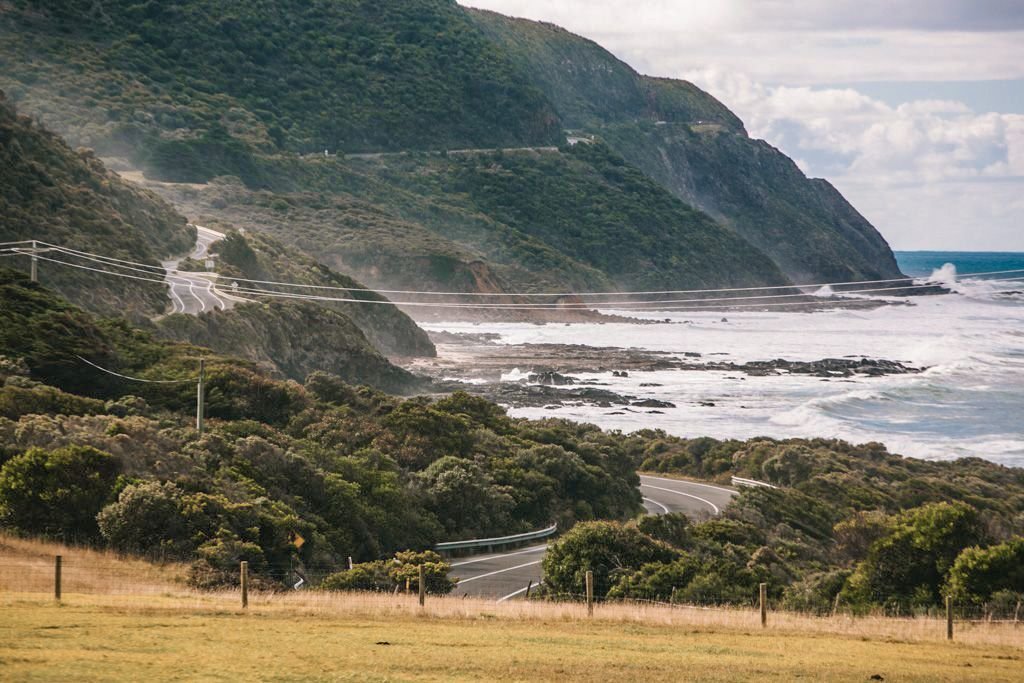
left=0, top=92, right=193, bottom=319
left=2, top=0, right=896, bottom=297
left=0, top=0, right=562, bottom=175
left=470, top=10, right=744, bottom=133
left=204, top=230, right=435, bottom=358
left=156, top=301, right=423, bottom=394
left=470, top=10, right=906, bottom=283
left=146, top=144, right=789, bottom=301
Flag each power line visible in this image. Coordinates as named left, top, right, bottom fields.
left=74, top=355, right=196, bottom=384
left=28, top=239, right=1024, bottom=298
left=14, top=242, right=1024, bottom=311
left=23, top=250, right=976, bottom=310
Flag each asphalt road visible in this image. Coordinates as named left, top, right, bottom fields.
left=450, top=475, right=737, bottom=600
left=162, top=225, right=248, bottom=314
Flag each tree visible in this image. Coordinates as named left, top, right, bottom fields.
left=0, top=445, right=120, bottom=540
left=97, top=481, right=191, bottom=557
left=322, top=549, right=456, bottom=595
left=418, top=456, right=514, bottom=537
left=542, top=521, right=678, bottom=598
left=840, top=502, right=987, bottom=610
left=946, top=538, right=1024, bottom=605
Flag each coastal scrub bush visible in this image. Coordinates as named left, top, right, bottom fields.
left=0, top=445, right=121, bottom=540
left=542, top=521, right=678, bottom=598
left=322, top=550, right=455, bottom=595
left=97, top=481, right=192, bottom=558
left=946, top=538, right=1024, bottom=605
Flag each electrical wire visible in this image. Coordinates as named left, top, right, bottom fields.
left=29, top=239, right=1024, bottom=298
left=23, top=251, right=959, bottom=310
left=74, top=355, right=197, bottom=384
left=29, top=246, right=1023, bottom=308
left=17, top=242, right=1024, bottom=311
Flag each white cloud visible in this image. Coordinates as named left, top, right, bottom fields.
left=461, top=1, right=1024, bottom=250
left=685, top=69, right=1024, bottom=249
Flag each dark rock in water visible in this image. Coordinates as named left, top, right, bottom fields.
left=647, top=410, right=665, bottom=414
left=684, top=352, right=702, bottom=358
left=639, top=383, right=663, bottom=387
left=720, top=317, right=729, bottom=323
left=632, top=398, right=676, bottom=408
left=699, top=401, right=716, bottom=407
left=612, top=370, right=629, bottom=377
left=528, top=371, right=578, bottom=386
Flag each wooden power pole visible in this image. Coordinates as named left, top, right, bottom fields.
left=196, top=358, right=206, bottom=434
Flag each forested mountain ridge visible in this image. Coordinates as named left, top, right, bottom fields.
left=469, top=9, right=905, bottom=283
left=0, top=90, right=194, bottom=319
left=1, top=0, right=903, bottom=300
left=0, top=0, right=561, bottom=158
left=0, top=94, right=434, bottom=389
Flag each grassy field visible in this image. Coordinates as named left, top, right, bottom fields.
left=1, top=535, right=1022, bottom=681
left=1, top=594, right=1022, bottom=682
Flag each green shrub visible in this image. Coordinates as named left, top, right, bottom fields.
left=322, top=549, right=455, bottom=595
left=0, top=445, right=121, bottom=540
left=97, top=481, right=193, bottom=558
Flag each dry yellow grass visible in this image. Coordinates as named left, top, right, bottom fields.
left=0, top=533, right=188, bottom=595
left=2, top=535, right=1022, bottom=681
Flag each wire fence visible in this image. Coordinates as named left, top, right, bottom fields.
left=3, top=553, right=1021, bottom=629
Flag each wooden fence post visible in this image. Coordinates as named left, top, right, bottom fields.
left=240, top=561, right=249, bottom=609
left=759, top=583, right=767, bottom=628
left=418, top=565, right=426, bottom=607
left=525, top=580, right=533, bottom=599
left=946, top=596, right=953, bottom=641
left=54, top=555, right=62, bottom=601
left=585, top=571, right=594, bottom=617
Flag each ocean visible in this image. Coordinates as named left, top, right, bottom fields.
left=424, top=252, right=1024, bottom=467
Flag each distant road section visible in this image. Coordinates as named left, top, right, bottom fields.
left=450, top=475, right=736, bottom=600
left=162, top=225, right=249, bottom=315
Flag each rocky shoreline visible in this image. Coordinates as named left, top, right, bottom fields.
left=411, top=334, right=924, bottom=409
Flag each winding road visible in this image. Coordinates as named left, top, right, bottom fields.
left=162, top=225, right=249, bottom=314
left=450, top=475, right=736, bottom=600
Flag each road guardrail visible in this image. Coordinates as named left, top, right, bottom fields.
left=436, top=523, right=557, bottom=552
left=731, top=476, right=779, bottom=490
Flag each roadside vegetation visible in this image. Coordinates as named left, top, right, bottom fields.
left=540, top=435, right=1024, bottom=615
left=0, top=269, right=641, bottom=588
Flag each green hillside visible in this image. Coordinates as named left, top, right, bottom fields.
left=0, top=92, right=193, bottom=319
left=469, top=9, right=744, bottom=132
left=0, top=0, right=562, bottom=163
left=470, top=10, right=906, bottom=283
left=1, top=0, right=904, bottom=298
left=0, top=268, right=642, bottom=582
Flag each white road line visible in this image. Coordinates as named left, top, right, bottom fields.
left=188, top=280, right=207, bottom=312
left=640, top=475, right=736, bottom=495
left=451, top=544, right=547, bottom=568
left=497, top=580, right=543, bottom=603
left=642, top=496, right=670, bottom=514
left=168, top=283, right=185, bottom=313
left=205, top=280, right=225, bottom=310
left=457, top=559, right=543, bottom=584
left=640, top=483, right=720, bottom=515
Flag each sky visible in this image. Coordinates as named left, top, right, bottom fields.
left=460, top=1, right=1024, bottom=251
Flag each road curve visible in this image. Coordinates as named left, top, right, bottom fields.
left=163, top=225, right=249, bottom=315
left=450, top=475, right=736, bottom=600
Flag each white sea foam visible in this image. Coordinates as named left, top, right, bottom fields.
left=424, top=277, right=1024, bottom=466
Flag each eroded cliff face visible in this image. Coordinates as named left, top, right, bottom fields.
left=599, top=123, right=904, bottom=283
left=471, top=9, right=906, bottom=285
left=156, top=301, right=425, bottom=394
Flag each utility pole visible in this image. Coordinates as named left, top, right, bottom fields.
left=196, top=358, right=206, bottom=434
left=30, top=240, right=38, bottom=282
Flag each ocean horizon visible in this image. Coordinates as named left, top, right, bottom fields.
left=895, top=250, right=1024, bottom=279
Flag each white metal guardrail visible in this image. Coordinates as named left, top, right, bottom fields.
left=731, top=476, right=779, bottom=490
left=436, top=523, right=558, bottom=552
